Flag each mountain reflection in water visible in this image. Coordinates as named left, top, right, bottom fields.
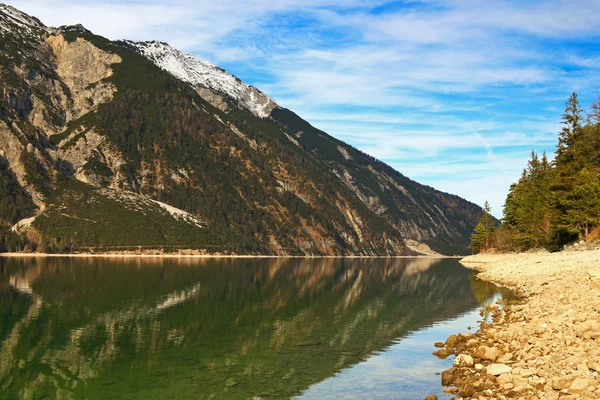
left=0, top=257, right=509, bottom=399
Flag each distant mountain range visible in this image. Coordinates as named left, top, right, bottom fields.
left=0, top=4, right=482, bottom=255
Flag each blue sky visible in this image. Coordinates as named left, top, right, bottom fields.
left=12, top=0, right=600, bottom=217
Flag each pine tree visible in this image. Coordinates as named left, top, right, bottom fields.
left=589, top=95, right=600, bottom=125
left=470, top=221, right=486, bottom=254
left=501, top=93, right=600, bottom=252
left=482, top=201, right=495, bottom=249
left=501, top=151, right=552, bottom=250
left=549, top=93, right=587, bottom=250
left=556, top=92, right=583, bottom=169
left=470, top=201, right=495, bottom=254
left=584, top=96, right=600, bottom=166
left=565, top=168, right=600, bottom=240
left=502, top=181, right=522, bottom=228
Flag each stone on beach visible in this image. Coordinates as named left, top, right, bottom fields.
left=487, top=363, right=512, bottom=376
left=474, top=345, right=503, bottom=361
left=569, top=377, right=589, bottom=393
left=453, top=354, right=474, bottom=367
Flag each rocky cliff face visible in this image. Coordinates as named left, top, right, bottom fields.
left=0, top=4, right=482, bottom=255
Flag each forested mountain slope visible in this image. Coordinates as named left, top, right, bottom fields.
left=0, top=4, right=482, bottom=255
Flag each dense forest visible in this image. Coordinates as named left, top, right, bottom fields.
left=471, top=93, right=600, bottom=253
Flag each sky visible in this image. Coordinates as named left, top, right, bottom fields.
left=10, top=0, right=600, bottom=217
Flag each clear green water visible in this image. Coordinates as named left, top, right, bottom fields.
left=0, top=257, right=511, bottom=400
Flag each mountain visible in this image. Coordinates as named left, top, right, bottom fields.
left=0, top=4, right=482, bottom=256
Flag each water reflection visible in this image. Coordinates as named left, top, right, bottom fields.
left=0, top=257, right=509, bottom=399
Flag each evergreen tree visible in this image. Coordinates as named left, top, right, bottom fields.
left=470, top=201, right=495, bottom=254
left=548, top=93, right=587, bottom=249
left=584, top=96, right=600, bottom=166
left=470, top=222, right=486, bottom=254
left=502, top=93, right=600, bottom=252
left=502, top=181, right=522, bottom=228
left=564, top=168, right=600, bottom=240
left=501, top=151, right=552, bottom=250
left=556, top=92, right=583, bottom=170
left=588, top=95, right=600, bottom=125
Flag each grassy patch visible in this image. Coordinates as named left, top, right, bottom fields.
left=33, top=180, right=220, bottom=250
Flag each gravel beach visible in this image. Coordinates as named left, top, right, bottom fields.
left=435, top=250, right=600, bottom=399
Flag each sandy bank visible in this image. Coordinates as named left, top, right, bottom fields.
left=435, top=250, right=600, bottom=399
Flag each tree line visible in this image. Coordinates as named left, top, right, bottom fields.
left=471, top=93, right=600, bottom=253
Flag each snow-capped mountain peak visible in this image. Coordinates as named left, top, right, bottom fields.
left=0, top=3, right=45, bottom=33
left=125, top=40, right=278, bottom=119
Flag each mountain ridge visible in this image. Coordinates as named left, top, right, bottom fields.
left=0, top=4, right=482, bottom=255
left=123, top=40, right=278, bottom=118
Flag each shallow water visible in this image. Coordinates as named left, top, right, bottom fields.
left=0, top=257, right=511, bottom=399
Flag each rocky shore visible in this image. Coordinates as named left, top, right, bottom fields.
left=434, top=250, right=600, bottom=399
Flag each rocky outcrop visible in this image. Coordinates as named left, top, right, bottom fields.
left=0, top=122, right=46, bottom=207
left=56, top=129, right=132, bottom=189
left=46, top=35, right=120, bottom=120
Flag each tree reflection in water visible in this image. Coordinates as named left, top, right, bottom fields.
left=0, top=257, right=511, bottom=399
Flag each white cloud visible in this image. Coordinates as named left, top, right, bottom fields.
left=7, top=0, right=600, bottom=217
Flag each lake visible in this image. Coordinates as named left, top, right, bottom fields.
left=0, top=257, right=512, bottom=399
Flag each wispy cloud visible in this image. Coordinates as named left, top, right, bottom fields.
left=10, top=0, right=600, bottom=217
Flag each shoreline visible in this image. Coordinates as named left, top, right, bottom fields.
left=435, top=250, right=600, bottom=399
left=0, top=252, right=463, bottom=259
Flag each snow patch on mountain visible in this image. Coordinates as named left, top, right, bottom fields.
left=124, top=40, right=278, bottom=118
left=0, top=3, right=44, bottom=30
left=98, top=188, right=204, bottom=229
left=150, top=199, right=203, bottom=229
left=11, top=216, right=37, bottom=233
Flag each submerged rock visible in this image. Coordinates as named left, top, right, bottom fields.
left=432, top=348, right=453, bottom=359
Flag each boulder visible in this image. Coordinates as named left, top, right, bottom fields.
left=486, top=303, right=499, bottom=313
left=441, top=368, right=457, bottom=386
left=487, top=363, right=512, bottom=376
left=575, top=320, right=600, bottom=338
left=577, top=364, right=590, bottom=374
left=458, top=383, right=475, bottom=397
left=424, top=395, right=437, bottom=400
left=588, top=361, right=600, bottom=372
left=445, top=334, right=459, bottom=348
left=475, top=345, right=503, bottom=361
left=550, top=376, right=571, bottom=390
left=433, top=348, right=453, bottom=359
left=454, top=354, right=475, bottom=367
left=519, top=368, right=537, bottom=377
left=569, top=377, right=588, bottom=394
